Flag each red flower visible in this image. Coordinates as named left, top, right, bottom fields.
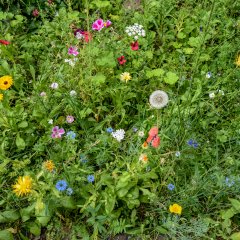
left=83, top=31, right=92, bottom=43
left=74, top=29, right=92, bottom=43
left=0, top=40, right=10, bottom=45
left=117, top=56, right=126, bottom=65
left=32, top=9, right=39, bottom=17
left=146, top=126, right=160, bottom=148
left=131, top=41, right=139, bottom=51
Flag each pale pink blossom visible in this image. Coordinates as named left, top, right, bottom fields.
left=51, top=126, right=65, bottom=138
left=68, top=46, right=79, bottom=56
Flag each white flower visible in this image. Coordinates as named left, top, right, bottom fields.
left=138, top=131, right=145, bottom=137
left=50, top=82, right=58, bottom=89
left=209, top=92, right=215, bottom=99
left=134, top=36, right=138, bottom=40
left=112, top=129, right=125, bottom=142
left=149, top=90, right=169, bottom=109
left=76, top=32, right=84, bottom=39
left=218, top=90, right=224, bottom=96
left=70, top=90, right=77, bottom=96
left=40, top=92, right=46, bottom=97
left=48, top=119, right=53, bottom=124
left=175, top=151, right=181, bottom=157
left=206, top=72, right=212, bottom=78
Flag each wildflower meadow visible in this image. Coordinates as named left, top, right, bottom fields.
left=0, top=0, right=240, bottom=239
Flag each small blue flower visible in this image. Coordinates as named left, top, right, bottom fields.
left=66, top=131, right=76, bottom=139
left=225, top=177, right=235, bottom=187
left=206, top=72, right=212, bottom=79
left=132, top=127, right=138, bottom=132
left=80, top=154, right=88, bottom=163
left=106, top=127, right=114, bottom=133
left=87, top=175, right=95, bottom=183
left=167, top=183, right=175, bottom=191
left=66, top=187, right=73, bottom=195
left=175, top=151, right=181, bottom=157
left=56, top=180, right=68, bottom=192
left=187, top=139, right=199, bottom=148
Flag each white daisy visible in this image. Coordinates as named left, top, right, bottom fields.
left=112, top=129, right=125, bottom=142
left=70, top=90, right=77, bottom=96
left=209, top=92, right=215, bottom=99
left=149, top=90, right=169, bottom=109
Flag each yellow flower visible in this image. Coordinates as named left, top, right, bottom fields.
left=169, top=203, right=182, bottom=215
left=120, top=72, right=131, bottom=83
left=12, top=176, right=33, bottom=197
left=235, top=55, right=240, bottom=67
left=142, top=141, right=148, bottom=149
left=43, top=160, right=55, bottom=172
left=0, top=75, right=13, bottom=90
left=139, top=153, right=148, bottom=163
left=0, top=93, right=3, bottom=101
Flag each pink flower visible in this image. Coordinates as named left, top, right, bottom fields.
left=0, top=40, right=11, bottom=45
left=92, top=19, right=104, bottom=31
left=117, top=56, right=126, bottom=65
left=68, top=46, right=79, bottom=56
left=40, top=92, right=46, bottom=97
left=51, top=126, right=65, bottom=138
left=131, top=41, right=139, bottom=51
left=32, top=9, right=39, bottom=17
left=66, top=115, right=74, bottom=123
left=104, top=20, right=112, bottom=27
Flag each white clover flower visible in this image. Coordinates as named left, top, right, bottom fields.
left=70, top=90, right=77, bottom=96
left=50, top=82, right=58, bottom=89
left=149, top=90, right=169, bottom=109
left=209, top=92, right=215, bottom=99
left=138, top=131, right=145, bottom=137
left=218, top=90, right=225, bottom=96
left=206, top=72, right=212, bottom=78
left=112, top=129, right=125, bottom=142
left=48, top=119, right=53, bottom=124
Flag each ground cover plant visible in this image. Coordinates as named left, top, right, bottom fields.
left=0, top=0, right=240, bottom=239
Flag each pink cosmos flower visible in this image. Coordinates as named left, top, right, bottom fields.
left=68, top=46, right=79, bottom=56
left=92, top=19, right=104, bottom=31
left=104, top=20, right=112, bottom=27
left=66, top=115, right=74, bottom=123
left=51, top=126, right=65, bottom=138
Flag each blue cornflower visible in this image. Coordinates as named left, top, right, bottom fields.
left=167, top=183, right=175, bottom=191
left=87, top=175, right=95, bottom=183
left=56, top=180, right=68, bottom=192
left=66, top=131, right=76, bottom=139
left=66, top=187, right=73, bottom=195
left=106, top=127, right=114, bottom=133
left=225, top=177, right=235, bottom=187
left=187, top=139, right=199, bottom=148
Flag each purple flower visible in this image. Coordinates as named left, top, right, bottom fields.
left=167, top=183, right=175, bottom=191
left=187, top=139, right=199, bottom=148
left=51, top=126, right=65, bottom=138
left=66, top=115, right=74, bottom=123
left=50, top=82, right=58, bottom=89
left=68, top=46, right=79, bottom=56
left=92, top=19, right=104, bottom=31
left=104, top=20, right=112, bottom=27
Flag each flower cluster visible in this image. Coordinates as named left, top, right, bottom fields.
left=74, top=29, right=92, bottom=43
left=125, top=23, right=146, bottom=40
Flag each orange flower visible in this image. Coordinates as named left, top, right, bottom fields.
left=142, top=141, right=148, bottom=149
left=139, top=154, right=148, bottom=163
left=43, top=160, right=55, bottom=172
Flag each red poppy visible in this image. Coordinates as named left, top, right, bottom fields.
left=0, top=40, right=10, bottom=45
left=151, top=136, right=160, bottom=148
left=146, top=126, right=160, bottom=148
left=117, top=56, right=126, bottom=65
left=131, top=41, right=139, bottom=51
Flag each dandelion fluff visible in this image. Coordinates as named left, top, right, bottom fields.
left=149, top=90, right=169, bottom=109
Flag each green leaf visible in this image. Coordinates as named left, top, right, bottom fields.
left=91, top=74, right=106, bottom=85
left=164, top=72, right=179, bottom=85
left=183, top=48, right=194, bottom=54
left=116, top=172, right=131, bottom=190
left=60, top=196, right=76, bottom=209
left=177, top=32, right=186, bottom=39
left=156, top=226, right=168, bottom=234
left=146, top=68, right=165, bottom=78
left=29, top=65, right=35, bottom=81
left=18, top=121, right=28, bottom=128
left=188, top=37, right=201, bottom=47
left=105, top=195, right=115, bottom=214
left=0, top=230, right=14, bottom=240
left=221, top=208, right=235, bottom=220
left=229, top=198, right=240, bottom=212
left=0, top=210, right=20, bottom=223
left=230, top=232, right=240, bottom=240
left=20, top=204, right=35, bottom=222
left=28, top=222, right=41, bottom=236
left=16, top=134, right=25, bottom=150
left=96, top=52, right=116, bottom=68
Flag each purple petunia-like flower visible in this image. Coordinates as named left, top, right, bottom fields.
left=68, top=46, right=79, bottom=56
left=51, top=126, right=65, bottom=138
left=92, top=19, right=104, bottom=31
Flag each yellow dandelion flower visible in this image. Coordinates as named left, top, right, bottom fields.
left=139, top=153, right=148, bottom=163
left=12, top=176, right=33, bottom=197
left=0, top=93, right=3, bottom=101
left=120, top=72, right=131, bottom=83
left=43, top=160, right=55, bottom=172
left=169, top=203, right=182, bottom=215
left=0, top=75, right=13, bottom=90
left=235, top=55, right=240, bottom=67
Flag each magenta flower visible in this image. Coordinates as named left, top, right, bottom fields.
left=51, top=126, right=65, bottom=139
left=92, top=19, right=104, bottom=31
left=104, top=20, right=112, bottom=27
left=66, top=115, right=74, bottom=123
left=68, top=46, right=79, bottom=56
